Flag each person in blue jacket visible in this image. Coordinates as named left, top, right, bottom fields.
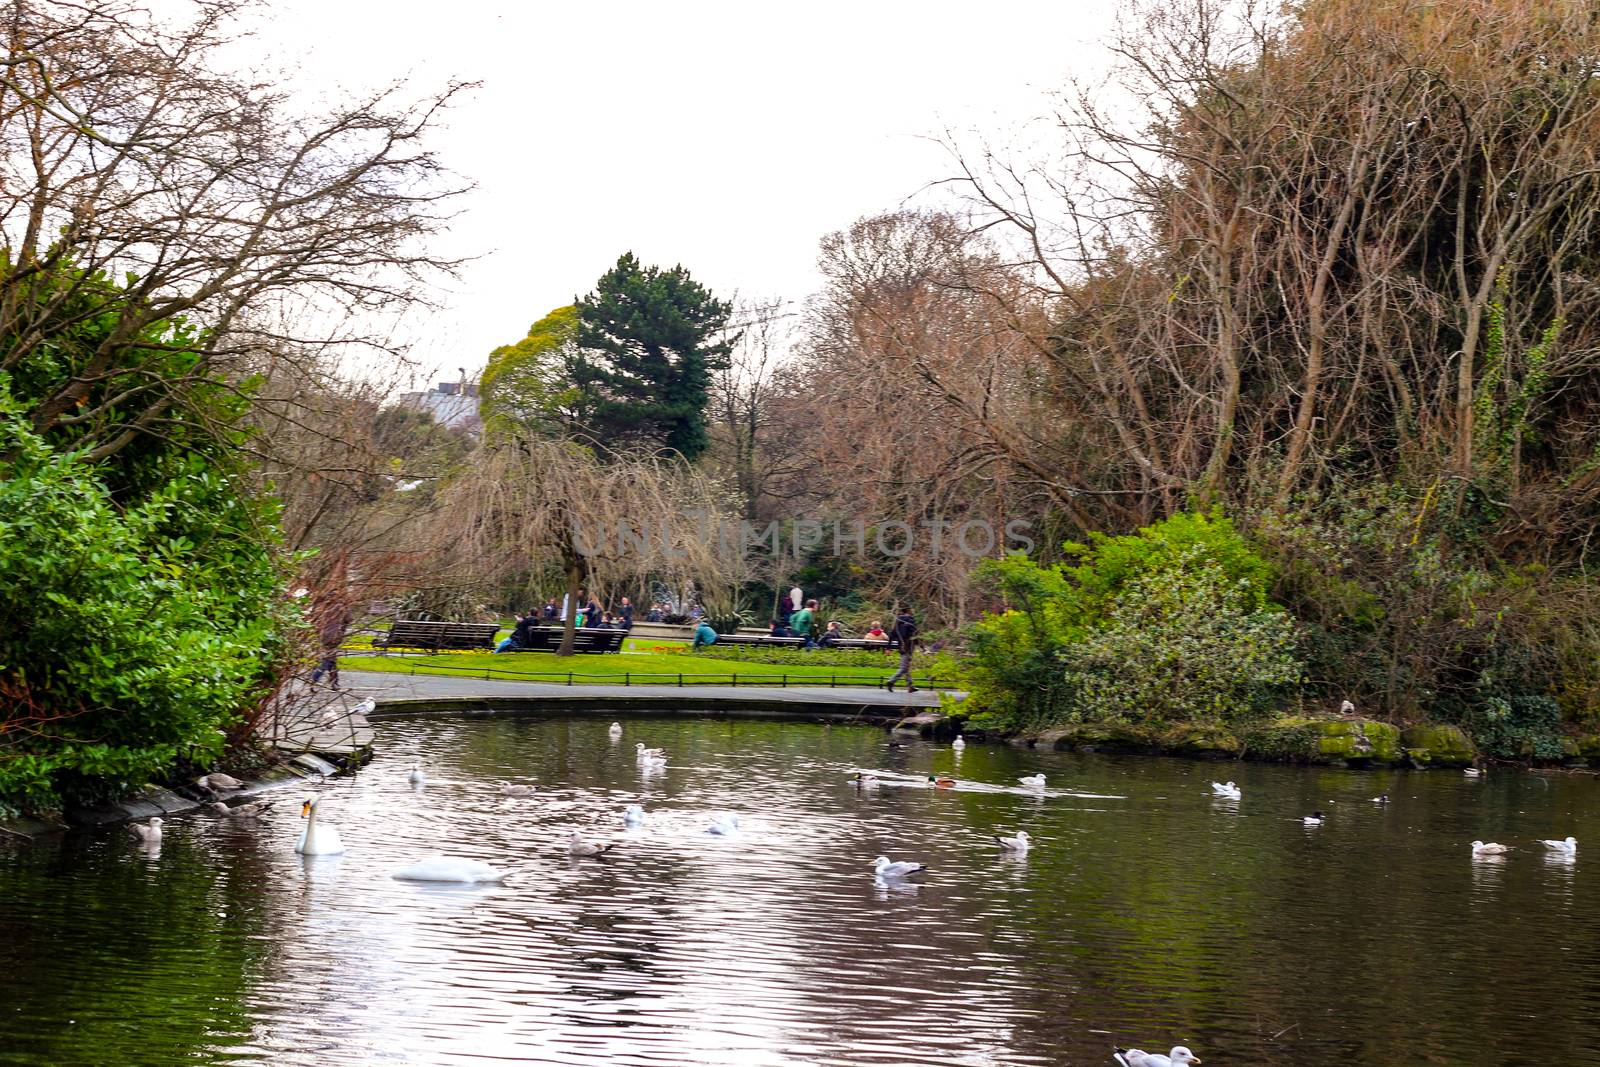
left=692, top=620, right=718, bottom=648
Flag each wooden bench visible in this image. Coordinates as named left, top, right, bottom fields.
left=505, top=626, right=626, bottom=654
left=379, top=620, right=501, bottom=651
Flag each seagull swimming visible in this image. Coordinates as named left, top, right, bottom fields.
left=1538, top=836, right=1577, bottom=854
left=1210, top=781, right=1241, bottom=799
left=707, top=813, right=741, bottom=836
left=208, top=800, right=272, bottom=818
left=407, top=762, right=426, bottom=786
left=500, top=782, right=535, bottom=797
left=609, top=722, right=623, bottom=740
left=995, top=830, right=1030, bottom=852
left=952, top=735, right=966, bottom=750
left=1471, top=840, right=1509, bottom=855
left=635, top=743, right=664, bottom=761
left=1114, top=1045, right=1202, bottom=1067
left=568, top=831, right=614, bottom=857
left=872, top=856, right=927, bottom=879
left=1018, top=774, right=1046, bottom=789
left=623, top=804, right=644, bottom=828
left=128, top=818, right=163, bottom=844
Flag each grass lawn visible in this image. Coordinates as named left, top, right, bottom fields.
left=338, top=648, right=911, bottom=687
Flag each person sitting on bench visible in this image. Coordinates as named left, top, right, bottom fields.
left=495, top=611, right=541, bottom=653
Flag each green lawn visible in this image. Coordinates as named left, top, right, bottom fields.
left=339, top=649, right=910, bottom=687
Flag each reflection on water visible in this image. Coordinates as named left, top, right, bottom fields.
left=3, top=717, right=1600, bottom=1065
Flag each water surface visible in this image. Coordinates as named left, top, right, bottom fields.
left=3, top=716, right=1598, bottom=1065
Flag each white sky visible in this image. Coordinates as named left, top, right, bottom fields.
left=242, top=0, right=1122, bottom=390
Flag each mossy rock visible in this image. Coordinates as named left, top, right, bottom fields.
left=1399, top=723, right=1477, bottom=767
left=1158, top=724, right=1243, bottom=758
left=1314, top=720, right=1401, bottom=765
left=1035, top=722, right=1160, bottom=752
left=1562, top=733, right=1600, bottom=761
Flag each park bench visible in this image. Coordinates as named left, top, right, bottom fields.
left=379, top=620, right=501, bottom=651
left=507, top=626, right=626, bottom=654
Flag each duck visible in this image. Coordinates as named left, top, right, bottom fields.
left=995, top=830, right=1030, bottom=852
left=1209, top=781, right=1241, bottom=799
left=951, top=735, right=966, bottom=750
left=1471, top=840, right=1509, bottom=855
left=568, top=831, right=614, bottom=857
left=872, top=856, right=927, bottom=879
left=196, top=772, right=244, bottom=794
left=927, top=775, right=957, bottom=788
left=623, top=804, right=644, bottom=828
left=1464, top=767, right=1484, bottom=778
left=1372, top=794, right=1389, bottom=804
left=407, top=762, right=426, bottom=787
left=1302, top=811, right=1325, bottom=825
left=1538, top=836, right=1578, bottom=854
left=1114, top=1046, right=1202, bottom=1067
left=391, top=856, right=507, bottom=883
left=208, top=800, right=273, bottom=818
left=852, top=772, right=881, bottom=789
left=707, top=813, right=741, bottom=836
left=127, top=817, right=163, bottom=844
left=295, top=796, right=345, bottom=855
left=609, top=722, right=623, bottom=740
left=1018, top=774, right=1046, bottom=789
left=500, top=782, right=535, bottom=797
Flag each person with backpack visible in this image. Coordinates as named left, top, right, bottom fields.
left=885, top=607, right=918, bottom=692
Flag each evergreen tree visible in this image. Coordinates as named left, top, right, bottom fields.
left=573, top=253, right=734, bottom=460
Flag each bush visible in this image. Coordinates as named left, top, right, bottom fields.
left=688, top=645, right=900, bottom=669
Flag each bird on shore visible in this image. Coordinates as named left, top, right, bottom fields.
left=1210, top=781, right=1241, bottom=799
left=1018, top=774, right=1046, bottom=789
left=707, top=813, right=740, bottom=836
left=317, top=707, right=339, bottom=729
left=128, top=818, right=163, bottom=844
left=209, top=800, right=273, bottom=818
left=1339, top=699, right=1355, bottom=715
left=568, top=831, right=614, bottom=857
left=927, top=775, right=956, bottom=788
left=500, top=782, right=535, bottom=797
left=1538, top=836, right=1578, bottom=854
left=872, top=856, right=927, bottom=879
left=392, top=856, right=507, bottom=883
left=995, top=830, right=1030, bottom=853
left=196, top=772, right=244, bottom=794
left=952, top=735, right=966, bottom=751
left=1114, top=1045, right=1202, bottom=1067
left=623, top=804, right=644, bottom=828
left=295, top=796, right=345, bottom=855
left=407, top=762, right=426, bottom=787
left=1471, top=840, right=1509, bottom=855
left=1303, top=811, right=1325, bottom=825
left=352, top=698, right=376, bottom=716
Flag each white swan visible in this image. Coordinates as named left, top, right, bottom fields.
left=609, top=722, right=623, bottom=740
left=196, top=772, right=243, bottom=793
left=209, top=800, right=272, bottom=818
left=995, top=830, right=1030, bottom=852
left=1539, top=836, right=1578, bottom=854
left=872, top=856, right=927, bottom=879
left=295, top=796, right=345, bottom=855
left=1114, top=1046, right=1201, bottom=1067
left=568, top=830, right=614, bottom=857
left=407, top=762, right=426, bottom=786
left=1471, top=840, right=1508, bottom=855
left=391, top=856, right=506, bottom=883
left=1018, top=774, right=1046, bottom=789
left=128, top=817, right=163, bottom=844
left=1303, top=811, right=1325, bottom=825
left=1210, top=781, right=1241, bottom=799
left=500, top=782, right=535, bottom=797
left=623, top=804, right=644, bottom=828
left=707, top=813, right=740, bottom=836
left=952, top=735, right=966, bottom=750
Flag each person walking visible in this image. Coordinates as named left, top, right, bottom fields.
left=310, top=597, right=353, bottom=688
left=790, top=599, right=818, bottom=649
left=885, top=607, right=918, bottom=693
left=618, top=597, right=634, bottom=630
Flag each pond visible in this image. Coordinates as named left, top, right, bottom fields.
left=2, top=715, right=1598, bottom=1065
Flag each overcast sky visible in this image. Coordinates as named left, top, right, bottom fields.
left=241, top=0, right=1121, bottom=390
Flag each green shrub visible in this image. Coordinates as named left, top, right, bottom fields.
left=688, top=645, right=901, bottom=669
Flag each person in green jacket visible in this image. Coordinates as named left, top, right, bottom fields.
left=789, top=599, right=818, bottom=649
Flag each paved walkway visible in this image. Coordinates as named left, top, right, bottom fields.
left=344, top=670, right=953, bottom=712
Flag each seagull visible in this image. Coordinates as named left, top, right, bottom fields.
left=707, top=813, right=741, bottom=836
left=1538, top=836, right=1577, bottom=854
left=640, top=753, right=668, bottom=772
left=1303, top=811, right=1325, bottom=825
left=1114, top=1046, right=1202, bottom=1067
left=623, top=804, right=644, bottom=828
left=1018, top=774, right=1046, bottom=789
left=995, top=830, right=1030, bottom=852
left=500, top=782, right=535, bottom=797
left=952, top=735, right=966, bottom=750
left=196, top=772, right=243, bottom=793
left=352, top=698, right=376, bottom=716
left=1372, top=794, right=1389, bottom=804
left=872, top=856, right=927, bottom=879
left=1210, top=781, right=1241, bottom=799
left=208, top=800, right=273, bottom=818
left=635, top=743, right=664, bottom=761
left=1471, top=840, right=1509, bottom=855
left=407, top=762, right=426, bottom=786
left=317, top=707, right=339, bottom=729
left=568, top=831, right=614, bottom=857
left=1339, top=699, right=1355, bottom=715
left=609, top=722, right=623, bottom=740
left=127, top=818, right=163, bottom=844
